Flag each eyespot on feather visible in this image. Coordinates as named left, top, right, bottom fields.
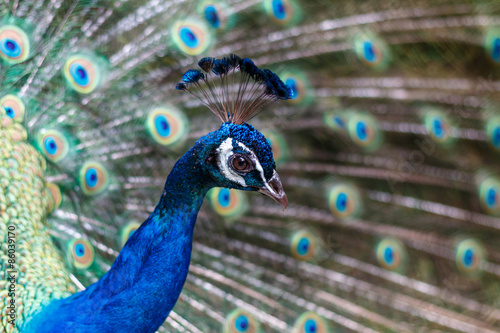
left=63, top=54, right=102, bottom=94
left=423, top=108, right=452, bottom=144
left=172, top=19, right=211, bottom=56
left=208, top=187, right=248, bottom=219
left=328, top=184, right=360, bottom=218
left=376, top=238, right=407, bottom=271
left=0, top=25, right=30, bottom=64
left=290, top=230, right=317, bottom=261
left=67, top=239, right=95, bottom=269
left=146, top=107, right=189, bottom=147
left=346, top=112, right=381, bottom=150
left=37, top=129, right=70, bottom=162
left=79, top=161, right=109, bottom=195
left=199, top=1, right=231, bottom=30
left=264, top=0, right=300, bottom=26
left=0, top=94, right=25, bottom=122
left=478, top=177, right=500, bottom=215
left=223, top=309, right=260, bottom=333
left=455, top=239, right=485, bottom=274
left=354, top=32, right=390, bottom=70
left=292, top=312, right=329, bottom=333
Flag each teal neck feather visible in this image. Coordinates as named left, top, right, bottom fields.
left=24, top=135, right=217, bottom=333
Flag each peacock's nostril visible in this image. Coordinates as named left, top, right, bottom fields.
left=269, top=176, right=282, bottom=193
left=258, top=171, right=287, bottom=210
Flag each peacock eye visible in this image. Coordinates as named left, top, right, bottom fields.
left=229, top=154, right=253, bottom=173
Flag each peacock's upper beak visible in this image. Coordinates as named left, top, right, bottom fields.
left=258, top=171, right=288, bottom=210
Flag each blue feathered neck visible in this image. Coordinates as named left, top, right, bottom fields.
left=24, top=132, right=223, bottom=333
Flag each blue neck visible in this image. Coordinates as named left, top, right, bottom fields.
left=24, top=141, right=214, bottom=333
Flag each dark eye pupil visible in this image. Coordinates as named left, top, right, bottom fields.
left=233, top=156, right=248, bottom=170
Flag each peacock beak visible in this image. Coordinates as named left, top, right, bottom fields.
left=258, top=171, right=288, bottom=210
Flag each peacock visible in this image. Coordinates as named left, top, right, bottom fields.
left=3, top=0, right=500, bottom=332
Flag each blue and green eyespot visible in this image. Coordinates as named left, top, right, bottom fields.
left=172, top=19, right=211, bottom=55
left=428, top=116, right=449, bottom=141
left=38, top=129, right=70, bottom=162
left=346, top=112, right=381, bottom=150
left=290, top=230, right=317, bottom=261
left=67, top=239, right=95, bottom=269
left=79, top=161, right=109, bottom=195
left=267, top=0, right=292, bottom=22
left=328, top=184, right=360, bottom=218
left=200, top=1, right=227, bottom=30
left=63, top=54, right=102, bottom=94
left=478, top=177, right=500, bottom=214
left=0, top=25, right=30, bottom=64
left=455, top=239, right=484, bottom=273
left=264, top=0, right=301, bottom=26
left=223, top=309, right=259, bottom=333
left=376, top=238, right=406, bottom=271
left=354, top=32, right=390, bottom=70
left=199, top=1, right=234, bottom=31
left=146, top=107, right=189, bottom=147
left=0, top=94, right=25, bottom=122
left=209, top=188, right=248, bottom=219
left=422, top=107, right=452, bottom=144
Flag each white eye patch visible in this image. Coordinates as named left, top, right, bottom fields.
left=216, top=138, right=267, bottom=187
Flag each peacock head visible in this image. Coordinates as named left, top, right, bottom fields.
left=205, top=122, right=287, bottom=208
left=177, top=54, right=292, bottom=209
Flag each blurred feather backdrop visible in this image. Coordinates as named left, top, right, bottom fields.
left=3, top=0, right=500, bottom=332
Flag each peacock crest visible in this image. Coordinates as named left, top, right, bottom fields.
left=176, top=54, right=292, bottom=124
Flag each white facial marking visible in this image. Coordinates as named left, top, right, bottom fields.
left=216, top=138, right=247, bottom=187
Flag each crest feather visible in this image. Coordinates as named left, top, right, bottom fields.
left=176, top=54, right=292, bottom=124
